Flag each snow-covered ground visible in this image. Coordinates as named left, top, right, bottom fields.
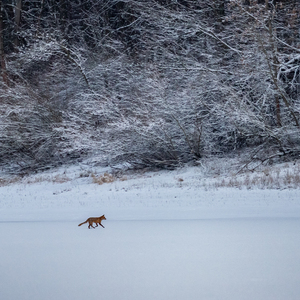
left=1, top=163, right=300, bottom=300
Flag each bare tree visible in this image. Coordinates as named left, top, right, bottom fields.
left=0, top=0, right=8, bottom=85
left=1, top=0, right=300, bottom=173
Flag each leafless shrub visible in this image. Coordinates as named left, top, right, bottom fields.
left=52, top=174, right=70, bottom=184
left=91, top=173, right=116, bottom=185
left=210, top=161, right=300, bottom=189
left=0, top=176, right=21, bottom=186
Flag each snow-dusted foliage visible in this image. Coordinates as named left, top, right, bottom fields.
left=0, top=0, right=300, bottom=173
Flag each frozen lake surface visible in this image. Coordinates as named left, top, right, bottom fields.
left=1, top=218, right=300, bottom=300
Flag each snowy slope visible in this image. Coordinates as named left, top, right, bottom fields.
left=1, top=163, right=300, bottom=222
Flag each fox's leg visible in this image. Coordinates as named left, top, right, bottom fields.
left=95, top=223, right=98, bottom=227
left=88, top=222, right=95, bottom=229
left=100, top=223, right=105, bottom=228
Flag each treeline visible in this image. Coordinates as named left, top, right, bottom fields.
left=0, top=0, right=300, bottom=173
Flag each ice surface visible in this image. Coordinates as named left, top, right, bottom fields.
left=1, top=219, right=300, bottom=300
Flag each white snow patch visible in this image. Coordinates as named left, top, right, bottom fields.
left=1, top=164, right=300, bottom=300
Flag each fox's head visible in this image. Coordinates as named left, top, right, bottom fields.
left=101, top=214, right=106, bottom=220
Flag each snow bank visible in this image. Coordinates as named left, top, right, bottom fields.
left=1, top=165, right=300, bottom=222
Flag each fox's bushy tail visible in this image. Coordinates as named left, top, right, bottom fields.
left=78, top=220, right=88, bottom=226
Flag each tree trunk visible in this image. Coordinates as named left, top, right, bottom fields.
left=275, top=95, right=282, bottom=127
left=0, top=0, right=8, bottom=85
left=14, top=0, right=22, bottom=47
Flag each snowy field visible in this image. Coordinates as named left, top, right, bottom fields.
left=1, top=164, right=300, bottom=300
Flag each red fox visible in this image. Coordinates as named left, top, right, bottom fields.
left=78, top=215, right=106, bottom=229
